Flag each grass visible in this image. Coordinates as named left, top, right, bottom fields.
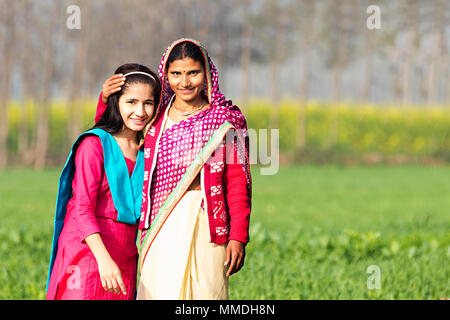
left=0, top=165, right=449, bottom=299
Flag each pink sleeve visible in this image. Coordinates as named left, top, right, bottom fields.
left=95, top=92, right=107, bottom=123
left=72, top=136, right=104, bottom=242
left=223, top=141, right=251, bottom=245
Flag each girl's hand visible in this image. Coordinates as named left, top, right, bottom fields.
left=224, top=240, right=246, bottom=277
left=101, top=74, right=126, bottom=104
left=97, top=256, right=127, bottom=295
left=84, top=233, right=127, bottom=295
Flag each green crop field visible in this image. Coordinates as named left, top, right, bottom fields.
left=0, top=165, right=449, bottom=299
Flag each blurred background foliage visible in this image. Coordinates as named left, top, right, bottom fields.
left=5, top=100, right=450, bottom=166
left=0, top=0, right=449, bottom=168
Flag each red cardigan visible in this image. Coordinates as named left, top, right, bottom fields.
left=95, top=94, right=251, bottom=245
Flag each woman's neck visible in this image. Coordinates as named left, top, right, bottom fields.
left=173, top=95, right=206, bottom=112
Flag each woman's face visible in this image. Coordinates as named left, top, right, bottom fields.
left=167, top=57, right=205, bottom=103
left=118, top=82, right=155, bottom=133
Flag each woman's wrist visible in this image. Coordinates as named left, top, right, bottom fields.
left=101, top=92, right=107, bottom=104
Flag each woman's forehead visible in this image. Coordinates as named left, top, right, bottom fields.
left=167, top=57, right=204, bottom=71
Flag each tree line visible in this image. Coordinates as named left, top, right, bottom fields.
left=0, top=0, right=448, bottom=169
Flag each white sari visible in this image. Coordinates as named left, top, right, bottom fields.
left=136, top=111, right=229, bottom=300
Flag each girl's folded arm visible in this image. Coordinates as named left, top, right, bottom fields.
left=72, top=136, right=104, bottom=242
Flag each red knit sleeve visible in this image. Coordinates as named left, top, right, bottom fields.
left=222, top=141, right=251, bottom=245
left=95, top=92, right=107, bottom=123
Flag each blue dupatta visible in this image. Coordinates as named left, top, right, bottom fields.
left=46, top=128, right=144, bottom=289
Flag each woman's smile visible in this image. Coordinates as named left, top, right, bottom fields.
left=167, top=57, right=205, bottom=104
left=178, top=88, right=195, bottom=94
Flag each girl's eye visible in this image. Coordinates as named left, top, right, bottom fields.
left=127, top=100, right=135, bottom=104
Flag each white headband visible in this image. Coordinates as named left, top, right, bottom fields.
left=123, top=71, right=156, bottom=81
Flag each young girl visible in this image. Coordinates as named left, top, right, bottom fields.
left=46, top=63, right=161, bottom=300
left=98, top=39, right=252, bottom=300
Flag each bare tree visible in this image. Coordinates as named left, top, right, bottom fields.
left=360, top=0, right=383, bottom=103
left=238, top=0, right=253, bottom=112
left=17, top=0, right=36, bottom=165
left=253, top=0, right=291, bottom=129
left=290, top=0, right=317, bottom=151
left=424, top=0, right=448, bottom=105
left=196, top=0, right=217, bottom=44
left=67, top=0, right=91, bottom=142
left=398, top=0, right=420, bottom=105
left=206, top=1, right=240, bottom=96
left=319, top=0, right=358, bottom=146
left=270, top=5, right=289, bottom=130
left=34, top=2, right=61, bottom=169
left=0, top=1, right=16, bottom=169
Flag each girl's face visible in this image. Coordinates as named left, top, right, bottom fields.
left=118, top=82, right=155, bottom=133
left=167, top=57, right=205, bottom=103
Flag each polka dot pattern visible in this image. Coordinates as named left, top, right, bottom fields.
left=140, top=39, right=251, bottom=242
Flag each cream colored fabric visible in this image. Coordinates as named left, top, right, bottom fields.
left=163, top=113, right=176, bottom=131
left=137, top=190, right=228, bottom=300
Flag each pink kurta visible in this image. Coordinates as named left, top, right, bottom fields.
left=46, top=136, right=139, bottom=300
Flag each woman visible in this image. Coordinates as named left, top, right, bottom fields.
left=46, top=63, right=161, bottom=300
left=98, top=39, right=251, bottom=300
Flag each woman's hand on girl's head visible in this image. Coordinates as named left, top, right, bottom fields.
left=102, top=74, right=126, bottom=104
left=224, top=240, right=246, bottom=277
